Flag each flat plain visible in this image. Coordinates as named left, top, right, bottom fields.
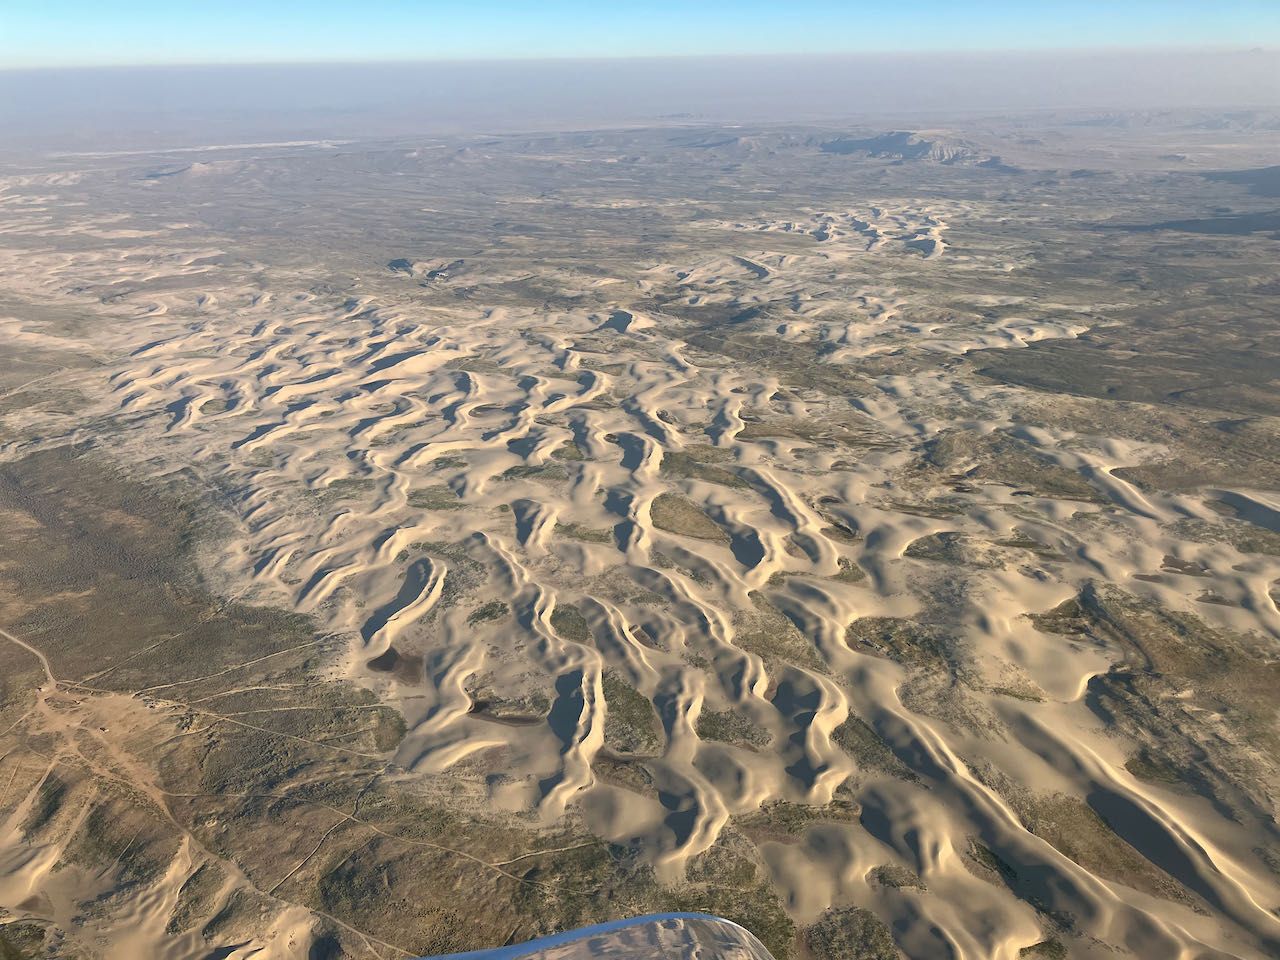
left=1, top=113, right=1279, bottom=960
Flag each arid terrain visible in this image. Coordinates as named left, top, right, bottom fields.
left=1, top=113, right=1279, bottom=960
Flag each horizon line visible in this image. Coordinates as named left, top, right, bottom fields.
left=2, top=43, right=1275, bottom=73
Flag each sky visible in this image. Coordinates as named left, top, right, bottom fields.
left=2, top=0, right=1278, bottom=68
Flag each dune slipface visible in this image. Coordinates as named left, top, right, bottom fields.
left=0, top=117, right=1279, bottom=960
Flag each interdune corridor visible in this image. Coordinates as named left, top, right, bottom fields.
left=1, top=123, right=1278, bottom=959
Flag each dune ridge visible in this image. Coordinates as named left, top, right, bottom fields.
left=1, top=125, right=1279, bottom=959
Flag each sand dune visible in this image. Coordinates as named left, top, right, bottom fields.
left=2, top=125, right=1279, bottom=959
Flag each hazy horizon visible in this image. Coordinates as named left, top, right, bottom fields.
left=4, top=49, right=1279, bottom=155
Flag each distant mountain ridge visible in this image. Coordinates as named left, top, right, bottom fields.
left=819, top=130, right=984, bottom=163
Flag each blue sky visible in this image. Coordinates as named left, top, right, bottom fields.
left=2, top=1, right=1277, bottom=68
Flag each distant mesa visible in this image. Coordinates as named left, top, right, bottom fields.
left=819, top=130, right=994, bottom=166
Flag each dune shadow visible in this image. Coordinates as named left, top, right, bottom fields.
left=360, top=557, right=433, bottom=643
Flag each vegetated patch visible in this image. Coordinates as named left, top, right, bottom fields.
left=993, top=531, right=1066, bottom=561
left=735, top=591, right=824, bottom=671
left=969, top=762, right=1197, bottom=908
left=0, top=921, right=48, bottom=958
left=696, top=707, right=771, bottom=747
left=500, top=464, right=568, bottom=482
left=973, top=312, right=1280, bottom=421
left=601, top=671, right=663, bottom=755
left=466, top=674, right=550, bottom=725
left=549, top=602, right=590, bottom=643
left=310, top=476, right=376, bottom=506
left=845, top=617, right=951, bottom=668
left=831, top=715, right=918, bottom=781
left=1019, top=792, right=1195, bottom=907
left=737, top=799, right=834, bottom=844
left=821, top=522, right=860, bottom=544
left=870, top=862, right=927, bottom=891
left=1020, top=939, right=1068, bottom=960
left=1030, top=582, right=1280, bottom=825
left=989, top=684, right=1044, bottom=703
left=467, top=600, right=509, bottom=626
left=408, top=484, right=462, bottom=509
left=442, top=356, right=507, bottom=376
left=735, top=416, right=886, bottom=448
left=919, top=429, right=1104, bottom=503
left=550, top=441, right=588, bottom=461
left=964, top=838, right=1021, bottom=887
left=649, top=493, right=727, bottom=541
left=1170, top=517, right=1280, bottom=557
left=555, top=521, right=613, bottom=544
left=884, top=498, right=965, bottom=518
left=659, top=451, right=747, bottom=488
left=903, top=531, right=1000, bottom=569
left=167, top=861, right=226, bottom=933
left=668, top=835, right=796, bottom=960
left=19, top=774, right=70, bottom=839
left=61, top=795, right=178, bottom=890
left=414, top=539, right=486, bottom=609
left=314, top=833, right=523, bottom=955
left=829, top=556, right=866, bottom=582
left=1123, top=747, right=1184, bottom=786
left=514, top=835, right=797, bottom=960
left=899, top=671, right=1004, bottom=739
left=804, top=905, right=902, bottom=960
left=1159, top=554, right=1210, bottom=576
left=681, top=443, right=736, bottom=463
left=0, top=447, right=447, bottom=954
left=0, top=387, right=85, bottom=416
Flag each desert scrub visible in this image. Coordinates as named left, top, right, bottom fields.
left=844, top=617, right=951, bottom=668
left=831, top=556, right=866, bottom=582
left=1124, top=748, right=1184, bottom=785
left=870, top=862, right=926, bottom=890
left=738, top=799, right=829, bottom=842
left=663, top=881, right=795, bottom=960
left=696, top=707, right=770, bottom=747
left=500, top=464, right=567, bottom=482
left=167, top=862, right=226, bottom=933
left=310, top=477, right=375, bottom=505
left=734, top=591, right=825, bottom=671
left=804, top=906, right=901, bottom=960
left=551, top=441, right=587, bottom=461
left=407, top=484, right=461, bottom=509
left=649, top=492, right=726, bottom=540
left=1020, top=939, right=1068, bottom=959
left=555, top=521, right=612, bottom=544
left=659, top=451, right=747, bottom=488
left=467, top=600, right=509, bottom=626
left=831, top=715, right=918, bottom=781
left=601, top=672, right=662, bottom=754
left=0, top=922, right=48, bottom=958
left=549, top=602, right=590, bottom=643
